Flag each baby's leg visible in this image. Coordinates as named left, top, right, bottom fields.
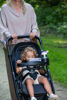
left=38, top=76, right=58, bottom=100
left=25, top=78, right=34, bottom=98
left=38, top=76, right=52, bottom=95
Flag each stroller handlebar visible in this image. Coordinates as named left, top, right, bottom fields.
left=6, top=35, right=41, bottom=46
left=6, top=35, right=43, bottom=54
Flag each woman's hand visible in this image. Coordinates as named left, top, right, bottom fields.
left=30, top=32, right=36, bottom=39
left=11, top=33, right=18, bottom=39
left=30, top=32, right=37, bottom=43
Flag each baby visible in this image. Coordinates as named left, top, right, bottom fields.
left=16, top=47, right=58, bottom=100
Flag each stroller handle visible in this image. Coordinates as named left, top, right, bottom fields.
left=6, top=35, right=40, bottom=43
left=6, top=35, right=43, bottom=50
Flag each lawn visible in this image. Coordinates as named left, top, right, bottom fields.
left=41, top=34, right=67, bottom=87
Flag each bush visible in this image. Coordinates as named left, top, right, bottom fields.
left=35, top=2, right=67, bottom=37
left=39, top=24, right=57, bottom=36
left=57, top=23, right=67, bottom=37
left=39, top=23, right=67, bottom=37
left=46, top=0, right=61, bottom=6
left=0, top=0, right=6, bottom=7
left=35, top=2, right=67, bottom=26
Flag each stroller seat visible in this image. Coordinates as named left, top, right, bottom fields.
left=11, top=41, right=48, bottom=100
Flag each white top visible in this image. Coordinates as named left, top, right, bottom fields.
left=0, top=2, right=40, bottom=45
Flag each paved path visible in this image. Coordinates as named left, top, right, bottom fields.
left=0, top=44, right=11, bottom=100
left=0, top=43, right=67, bottom=100
left=54, top=82, right=67, bottom=100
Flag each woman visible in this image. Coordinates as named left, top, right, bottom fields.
left=0, top=0, right=40, bottom=100
left=0, top=0, right=40, bottom=47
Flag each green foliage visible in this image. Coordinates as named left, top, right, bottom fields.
left=39, top=23, right=67, bottom=37
left=35, top=2, right=67, bottom=26
left=39, top=24, right=57, bottom=36
left=0, top=0, right=6, bottom=7
left=46, top=0, right=61, bottom=6
left=57, top=23, right=67, bottom=36
left=35, top=2, right=67, bottom=37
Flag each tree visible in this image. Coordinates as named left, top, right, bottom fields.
left=45, top=0, right=61, bottom=6
left=0, top=0, right=6, bottom=7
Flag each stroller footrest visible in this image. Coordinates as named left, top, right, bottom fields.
left=21, top=84, right=47, bottom=95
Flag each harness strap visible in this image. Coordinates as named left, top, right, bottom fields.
left=17, top=68, right=39, bottom=81
left=30, top=72, right=38, bottom=80
left=16, top=68, right=29, bottom=80
left=21, top=72, right=30, bottom=81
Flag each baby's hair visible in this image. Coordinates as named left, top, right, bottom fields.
left=21, top=47, right=38, bottom=61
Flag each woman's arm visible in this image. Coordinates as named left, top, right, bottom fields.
left=0, top=6, right=18, bottom=47
left=0, top=6, right=11, bottom=46
left=31, top=7, right=40, bottom=37
left=0, top=6, right=11, bottom=37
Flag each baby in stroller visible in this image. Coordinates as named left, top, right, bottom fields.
left=16, top=47, right=58, bottom=100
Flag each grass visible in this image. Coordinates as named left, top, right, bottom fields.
left=40, top=33, right=67, bottom=87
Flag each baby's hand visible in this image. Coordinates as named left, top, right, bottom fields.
left=16, top=60, right=22, bottom=64
left=16, top=60, right=23, bottom=74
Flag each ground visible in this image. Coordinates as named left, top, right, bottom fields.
left=0, top=43, right=67, bottom=100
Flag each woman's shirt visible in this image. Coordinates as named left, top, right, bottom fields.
left=0, top=2, right=40, bottom=45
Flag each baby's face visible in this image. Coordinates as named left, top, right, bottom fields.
left=25, top=51, right=35, bottom=61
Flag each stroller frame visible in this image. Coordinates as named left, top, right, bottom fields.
left=6, top=35, right=55, bottom=100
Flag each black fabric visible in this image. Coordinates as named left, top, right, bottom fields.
left=18, top=72, right=30, bottom=81
left=21, top=84, right=46, bottom=95
left=30, top=72, right=38, bottom=80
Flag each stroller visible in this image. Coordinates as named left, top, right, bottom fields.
left=6, top=35, right=55, bottom=100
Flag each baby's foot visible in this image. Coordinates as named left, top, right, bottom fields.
left=49, top=94, right=58, bottom=100
left=31, top=97, right=37, bottom=100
